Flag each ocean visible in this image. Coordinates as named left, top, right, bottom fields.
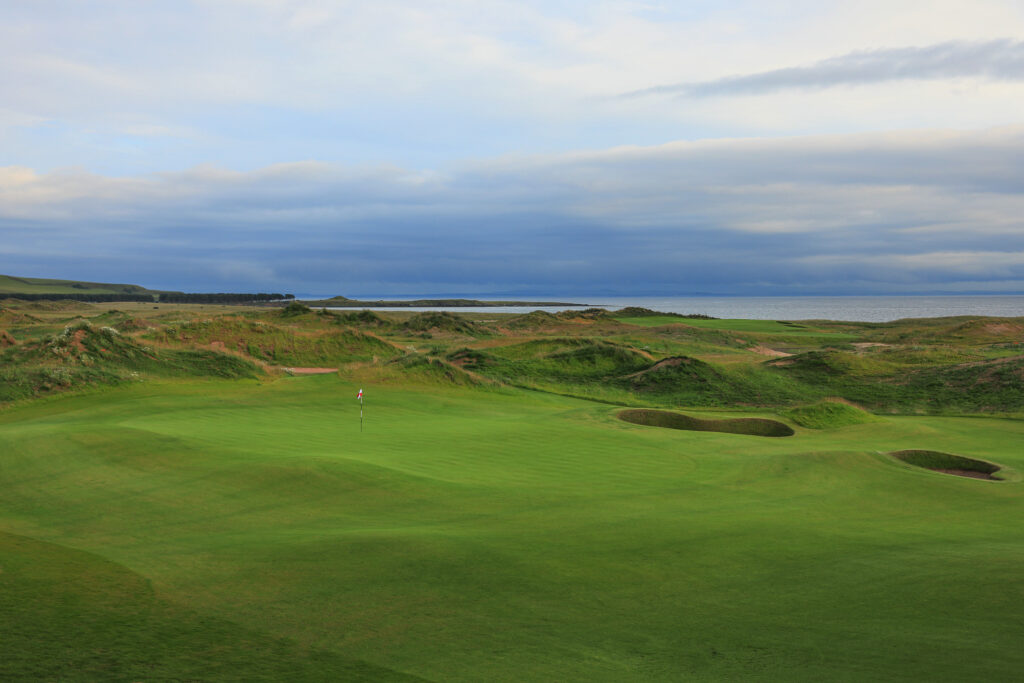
left=321, top=295, right=1024, bottom=322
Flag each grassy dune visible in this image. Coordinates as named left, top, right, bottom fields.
left=2, top=376, right=1023, bottom=680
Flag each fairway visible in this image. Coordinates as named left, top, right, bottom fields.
left=3, top=376, right=1023, bottom=680
left=614, top=315, right=849, bottom=336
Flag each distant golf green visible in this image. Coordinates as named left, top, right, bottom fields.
left=2, top=376, right=1022, bottom=680
left=616, top=315, right=853, bottom=338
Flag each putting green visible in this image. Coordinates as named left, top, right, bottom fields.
left=2, top=376, right=1023, bottom=680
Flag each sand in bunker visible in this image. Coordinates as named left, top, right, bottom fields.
left=283, top=367, right=338, bottom=374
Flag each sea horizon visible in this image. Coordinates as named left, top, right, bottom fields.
left=313, top=293, right=1024, bottom=323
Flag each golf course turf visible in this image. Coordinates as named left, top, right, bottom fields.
left=2, top=375, right=1024, bottom=680
left=2, top=301, right=1024, bottom=680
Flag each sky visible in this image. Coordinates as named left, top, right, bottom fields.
left=3, top=0, right=1024, bottom=297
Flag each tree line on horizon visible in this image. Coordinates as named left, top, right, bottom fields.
left=156, top=292, right=294, bottom=304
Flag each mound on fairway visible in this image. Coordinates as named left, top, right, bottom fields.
left=890, top=450, right=1003, bottom=480
left=388, top=354, right=484, bottom=386
left=446, top=347, right=497, bottom=370
left=616, top=355, right=792, bottom=406
left=474, top=339, right=650, bottom=381
left=621, top=355, right=729, bottom=391
left=503, top=310, right=559, bottom=329
left=146, top=317, right=399, bottom=365
left=0, top=321, right=261, bottom=403
left=335, top=309, right=389, bottom=327
left=613, top=307, right=716, bottom=320
left=619, top=408, right=795, bottom=437
left=784, top=400, right=879, bottom=429
left=556, top=307, right=614, bottom=321
left=399, top=311, right=484, bottom=337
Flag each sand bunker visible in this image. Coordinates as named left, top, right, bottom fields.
left=889, top=450, right=1002, bottom=480
left=619, top=409, right=794, bottom=437
left=282, top=367, right=338, bottom=375
left=750, top=345, right=792, bottom=358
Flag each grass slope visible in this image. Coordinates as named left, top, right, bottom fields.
left=783, top=400, right=880, bottom=429
left=0, top=321, right=259, bottom=402
left=2, top=378, right=1023, bottom=680
left=0, top=531, right=422, bottom=681
left=145, top=316, right=400, bottom=366
left=0, top=273, right=152, bottom=296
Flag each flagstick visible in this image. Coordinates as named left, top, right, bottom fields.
left=360, top=396, right=363, bottom=432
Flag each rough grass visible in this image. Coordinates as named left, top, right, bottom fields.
left=768, top=350, right=1024, bottom=413
left=334, top=309, right=389, bottom=327
left=279, top=301, right=312, bottom=317
left=502, top=310, right=560, bottom=329
left=386, top=354, right=484, bottom=386
left=0, top=322, right=260, bottom=402
left=619, top=355, right=810, bottom=407
left=0, top=273, right=152, bottom=296
left=612, top=307, right=716, bottom=319
left=398, top=311, right=484, bottom=337
left=618, top=407, right=795, bottom=436
left=557, top=307, right=614, bottom=321
left=145, top=317, right=400, bottom=366
left=474, top=339, right=650, bottom=382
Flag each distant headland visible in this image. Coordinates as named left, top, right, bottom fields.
left=302, top=295, right=587, bottom=308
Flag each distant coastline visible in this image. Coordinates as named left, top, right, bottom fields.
left=301, top=296, right=587, bottom=308
left=308, top=294, right=1024, bottom=322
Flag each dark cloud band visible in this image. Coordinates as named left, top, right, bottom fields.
left=621, top=39, right=1024, bottom=99
left=3, top=127, right=1024, bottom=295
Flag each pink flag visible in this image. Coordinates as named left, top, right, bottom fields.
left=357, top=388, right=363, bottom=400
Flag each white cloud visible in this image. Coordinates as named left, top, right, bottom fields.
left=4, top=1, right=1024, bottom=165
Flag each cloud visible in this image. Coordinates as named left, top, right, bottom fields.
left=621, top=39, right=1024, bottom=98
left=3, top=126, right=1024, bottom=295
left=4, top=3, right=1024, bottom=174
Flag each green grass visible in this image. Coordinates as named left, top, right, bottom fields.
left=618, top=316, right=842, bottom=336
left=0, top=321, right=261, bottom=402
left=0, top=531, right=421, bottom=681
left=144, top=316, right=400, bottom=366
left=783, top=400, right=881, bottom=429
left=0, top=273, right=152, bottom=296
left=3, top=377, right=1024, bottom=680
